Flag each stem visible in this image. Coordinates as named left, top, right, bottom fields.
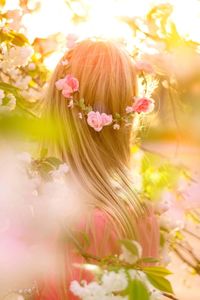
left=163, top=292, right=179, bottom=300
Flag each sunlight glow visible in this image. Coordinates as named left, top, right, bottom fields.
left=22, top=0, right=72, bottom=42
left=171, top=0, right=200, bottom=42
left=5, top=0, right=200, bottom=44
left=5, top=0, right=198, bottom=69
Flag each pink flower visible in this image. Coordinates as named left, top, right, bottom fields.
left=87, top=111, right=113, bottom=132
left=65, top=74, right=79, bottom=92
left=135, top=61, right=154, bottom=74
left=55, top=78, right=66, bottom=90
left=101, top=113, right=113, bottom=126
left=125, top=106, right=134, bottom=113
left=62, top=85, right=73, bottom=98
left=132, top=97, right=155, bottom=113
left=55, top=74, right=79, bottom=98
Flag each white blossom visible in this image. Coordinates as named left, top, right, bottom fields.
left=15, top=75, right=31, bottom=90
left=101, top=270, right=128, bottom=293
left=9, top=46, right=34, bottom=67
left=16, top=152, right=32, bottom=164
left=70, top=279, right=128, bottom=300
left=28, top=62, right=36, bottom=70
left=0, top=89, right=5, bottom=100
left=159, top=214, right=185, bottom=231
left=7, top=93, right=16, bottom=111
left=50, top=163, right=69, bottom=181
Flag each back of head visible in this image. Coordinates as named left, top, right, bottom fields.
left=42, top=39, right=145, bottom=238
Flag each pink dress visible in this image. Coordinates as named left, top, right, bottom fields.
left=38, top=209, right=159, bottom=299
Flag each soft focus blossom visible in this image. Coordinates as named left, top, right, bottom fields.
left=101, top=270, right=128, bottom=293
left=132, top=97, right=155, bottom=114
left=61, top=84, right=73, bottom=98
left=55, top=74, right=79, bottom=98
left=159, top=211, right=185, bottom=231
left=8, top=46, right=34, bottom=68
left=101, top=113, right=113, bottom=126
left=14, top=75, right=31, bottom=90
left=21, top=88, right=45, bottom=102
left=0, top=150, right=83, bottom=292
left=6, top=10, right=23, bottom=31
left=16, top=152, right=32, bottom=164
left=50, top=163, right=69, bottom=180
left=7, top=94, right=16, bottom=111
left=28, top=62, right=36, bottom=71
left=0, top=89, right=5, bottom=105
left=87, top=111, right=112, bottom=132
left=125, top=106, right=134, bottom=113
left=70, top=272, right=128, bottom=300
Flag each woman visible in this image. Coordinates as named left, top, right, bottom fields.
left=38, top=39, right=159, bottom=299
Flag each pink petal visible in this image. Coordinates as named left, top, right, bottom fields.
left=55, top=79, right=65, bottom=90
left=125, top=106, right=134, bottom=113
left=101, top=113, right=113, bottom=126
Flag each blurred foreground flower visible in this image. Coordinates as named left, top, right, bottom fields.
left=0, top=148, right=84, bottom=296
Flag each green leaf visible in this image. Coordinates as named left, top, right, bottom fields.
left=129, top=279, right=150, bottom=300
left=120, top=239, right=139, bottom=257
left=140, top=257, right=160, bottom=264
left=79, top=98, right=85, bottom=109
left=45, top=157, right=62, bottom=168
left=146, top=274, right=173, bottom=294
left=115, top=113, right=121, bottom=119
left=143, top=266, right=172, bottom=277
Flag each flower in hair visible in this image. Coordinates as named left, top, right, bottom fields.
left=55, top=73, right=156, bottom=132
left=135, top=61, right=154, bottom=74
left=133, top=97, right=155, bottom=113
left=126, top=97, right=155, bottom=114
left=55, top=74, right=79, bottom=98
left=87, top=111, right=113, bottom=132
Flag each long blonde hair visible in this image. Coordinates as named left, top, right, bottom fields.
left=42, top=39, right=146, bottom=239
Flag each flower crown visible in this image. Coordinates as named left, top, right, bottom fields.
left=55, top=73, right=155, bottom=132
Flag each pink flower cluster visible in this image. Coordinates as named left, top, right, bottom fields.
left=55, top=74, right=79, bottom=98
left=87, top=111, right=113, bottom=132
left=55, top=73, right=155, bottom=132
left=126, top=97, right=155, bottom=114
